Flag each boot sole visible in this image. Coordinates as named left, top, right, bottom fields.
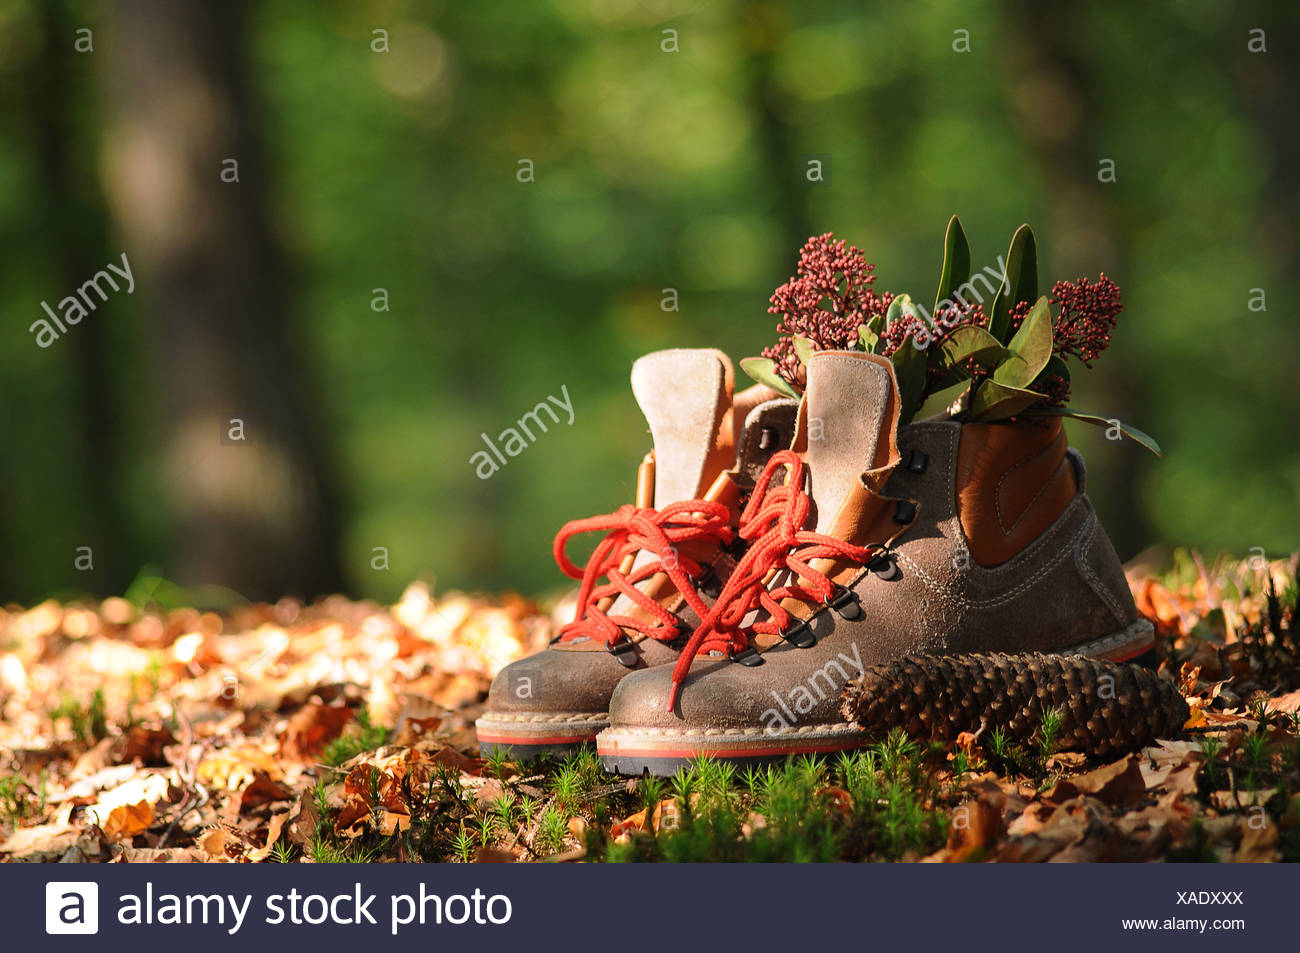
left=1062, top=617, right=1155, bottom=663
left=596, top=618, right=1157, bottom=776
left=475, top=711, right=609, bottom=759
left=598, top=722, right=872, bottom=776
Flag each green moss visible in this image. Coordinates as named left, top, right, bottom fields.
left=322, top=707, right=389, bottom=766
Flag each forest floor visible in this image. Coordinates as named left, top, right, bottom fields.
left=1, top=552, right=1298, bottom=863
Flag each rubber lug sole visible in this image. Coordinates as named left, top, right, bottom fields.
left=475, top=711, right=608, bottom=759
left=597, top=723, right=872, bottom=777
left=1061, top=617, right=1155, bottom=663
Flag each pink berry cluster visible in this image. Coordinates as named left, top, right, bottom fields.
left=760, top=230, right=1125, bottom=412
left=761, top=233, right=894, bottom=389
left=1007, top=274, right=1123, bottom=368
left=879, top=298, right=988, bottom=359
left=1049, top=274, right=1123, bottom=367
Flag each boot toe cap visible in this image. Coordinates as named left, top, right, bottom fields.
left=605, top=656, right=812, bottom=731
left=487, top=650, right=617, bottom=714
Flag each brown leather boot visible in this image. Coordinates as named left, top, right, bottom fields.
left=597, top=349, right=1152, bottom=774
left=475, top=349, right=797, bottom=757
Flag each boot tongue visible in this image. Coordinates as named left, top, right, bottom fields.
left=630, top=349, right=736, bottom=507
left=733, top=391, right=800, bottom=485
left=795, top=351, right=902, bottom=534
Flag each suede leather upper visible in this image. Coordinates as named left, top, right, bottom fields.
left=482, top=349, right=799, bottom=723
left=602, top=350, right=1147, bottom=737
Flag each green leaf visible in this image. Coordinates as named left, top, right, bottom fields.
left=886, top=292, right=921, bottom=326
left=934, top=215, right=972, bottom=313
left=793, top=335, right=814, bottom=365
left=932, top=326, right=1010, bottom=372
left=739, top=357, right=799, bottom=398
left=858, top=323, right=879, bottom=354
left=1025, top=409, right=1162, bottom=456
left=988, top=224, right=1038, bottom=343
left=913, top=379, right=971, bottom=422
left=993, top=296, right=1053, bottom=388
left=883, top=293, right=930, bottom=354
left=890, top=341, right=928, bottom=425
left=967, top=379, right=1049, bottom=421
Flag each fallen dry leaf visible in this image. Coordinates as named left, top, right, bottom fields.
left=115, top=846, right=203, bottom=863
left=1043, top=756, right=1146, bottom=809
left=1268, top=689, right=1300, bottom=714
left=86, top=773, right=173, bottom=840
left=197, top=745, right=282, bottom=791
left=239, top=771, right=295, bottom=811
left=473, top=846, right=518, bottom=862
left=283, top=790, right=321, bottom=848
left=247, top=812, right=290, bottom=862
left=50, top=763, right=137, bottom=803
left=118, top=724, right=177, bottom=766
left=1234, top=819, right=1280, bottom=862
left=1210, top=789, right=1274, bottom=811
left=940, top=795, right=1005, bottom=862
left=0, top=823, right=81, bottom=861
left=280, top=702, right=354, bottom=760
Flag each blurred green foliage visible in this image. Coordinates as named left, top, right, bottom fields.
left=0, top=0, right=1297, bottom=604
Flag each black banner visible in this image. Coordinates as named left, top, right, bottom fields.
left=7, top=863, right=1286, bottom=951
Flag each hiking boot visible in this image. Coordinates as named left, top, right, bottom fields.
left=597, top=349, right=1153, bottom=775
left=475, top=348, right=797, bottom=757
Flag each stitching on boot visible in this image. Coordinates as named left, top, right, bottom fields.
left=602, top=723, right=868, bottom=740
left=478, top=712, right=608, bottom=725
left=940, top=423, right=959, bottom=519
left=965, top=520, right=1082, bottom=608
left=1073, top=509, right=1127, bottom=626
left=900, top=511, right=1087, bottom=611
left=1060, top=619, right=1152, bottom=657
left=899, top=421, right=959, bottom=519
left=994, top=439, right=1061, bottom=535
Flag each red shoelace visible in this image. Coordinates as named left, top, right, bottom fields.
left=553, top=499, right=733, bottom=647
left=666, top=450, right=877, bottom=710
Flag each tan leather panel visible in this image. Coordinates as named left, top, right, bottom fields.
left=635, top=454, right=655, bottom=508
left=763, top=352, right=908, bottom=636
left=956, top=419, right=1077, bottom=567
left=703, top=350, right=738, bottom=498
left=630, top=348, right=736, bottom=505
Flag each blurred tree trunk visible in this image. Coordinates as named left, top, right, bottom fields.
left=99, top=0, right=345, bottom=600
left=1000, top=0, right=1150, bottom=558
left=22, top=1, right=128, bottom=593
left=743, top=4, right=812, bottom=255
left=1232, top=12, right=1300, bottom=437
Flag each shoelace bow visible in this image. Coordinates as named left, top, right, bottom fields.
left=552, top=499, right=733, bottom=647
left=666, top=449, right=878, bottom=711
